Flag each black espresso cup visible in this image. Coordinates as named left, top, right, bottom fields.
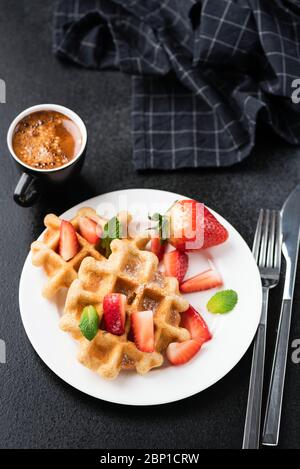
left=7, top=104, right=87, bottom=207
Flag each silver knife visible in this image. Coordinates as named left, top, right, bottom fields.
left=262, top=183, right=300, bottom=446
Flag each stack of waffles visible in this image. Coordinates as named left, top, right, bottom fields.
left=31, top=208, right=190, bottom=379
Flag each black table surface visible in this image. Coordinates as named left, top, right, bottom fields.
left=0, top=1, right=299, bottom=450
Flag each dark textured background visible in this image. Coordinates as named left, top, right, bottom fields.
left=0, top=0, right=299, bottom=449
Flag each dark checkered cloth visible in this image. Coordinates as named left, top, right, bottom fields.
left=54, top=0, right=300, bottom=170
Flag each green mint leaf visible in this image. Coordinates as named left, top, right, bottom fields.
left=101, top=216, right=122, bottom=257
left=79, top=305, right=99, bottom=341
left=148, top=213, right=161, bottom=222
left=160, top=216, right=169, bottom=243
left=207, top=290, right=238, bottom=314
left=148, top=212, right=169, bottom=243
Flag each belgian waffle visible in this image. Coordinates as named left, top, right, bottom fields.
left=31, top=207, right=107, bottom=299
left=61, top=238, right=190, bottom=379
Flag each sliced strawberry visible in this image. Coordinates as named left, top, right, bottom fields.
left=181, top=305, right=212, bottom=343
left=164, top=250, right=188, bottom=283
left=180, top=269, right=223, bottom=293
left=166, top=339, right=202, bottom=365
left=58, top=220, right=80, bottom=261
left=150, top=235, right=166, bottom=262
left=103, top=293, right=126, bottom=336
left=168, top=200, right=228, bottom=251
left=131, top=310, right=154, bottom=352
left=78, top=216, right=101, bottom=244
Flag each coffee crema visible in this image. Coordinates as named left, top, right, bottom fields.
left=12, top=110, right=82, bottom=170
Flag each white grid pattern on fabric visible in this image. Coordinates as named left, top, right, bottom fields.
left=204, top=1, right=232, bottom=62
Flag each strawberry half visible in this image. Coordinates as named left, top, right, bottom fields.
left=131, top=310, right=154, bottom=352
left=166, top=339, right=202, bottom=365
left=150, top=235, right=166, bottom=262
left=103, top=293, right=126, bottom=336
left=181, top=305, right=212, bottom=343
left=203, top=206, right=229, bottom=250
left=58, top=220, right=80, bottom=261
left=164, top=250, right=188, bottom=284
left=168, top=200, right=228, bottom=251
left=180, top=268, right=223, bottom=293
left=78, top=216, right=101, bottom=244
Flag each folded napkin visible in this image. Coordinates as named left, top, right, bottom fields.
left=54, top=0, right=300, bottom=170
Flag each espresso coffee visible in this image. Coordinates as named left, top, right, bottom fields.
left=12, top=110, right=82, bottom=170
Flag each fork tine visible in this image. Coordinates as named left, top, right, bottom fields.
left=259, top=209, right=270, bottom=268
left=252, top=209, right=264, bottom=262
left=266, top=210, right=276, bottom=268
left=274, top=211, right=282, bottom=270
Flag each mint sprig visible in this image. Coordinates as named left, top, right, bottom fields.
left=148, top=213, right=169, bottom=244
left=101, top=216, right=123, bottom=257
left=79, top=305, right=99, bottom=341
left=207, top=290, right=238, bottom=314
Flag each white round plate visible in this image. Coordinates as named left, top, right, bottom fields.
left=19, top=189, right=262, bottom=406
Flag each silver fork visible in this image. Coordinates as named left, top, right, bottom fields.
left=242, top=209, right=282, bottom=449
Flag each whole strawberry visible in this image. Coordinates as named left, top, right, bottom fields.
left=167, top=200, right=228, bottom=251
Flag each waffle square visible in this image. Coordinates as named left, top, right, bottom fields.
left=31, top=207, right=107, bottom=299
left=61, top=238, right=190, bottom=379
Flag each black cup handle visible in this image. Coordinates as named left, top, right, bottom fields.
left=14, top=173, right=39, bottom=207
